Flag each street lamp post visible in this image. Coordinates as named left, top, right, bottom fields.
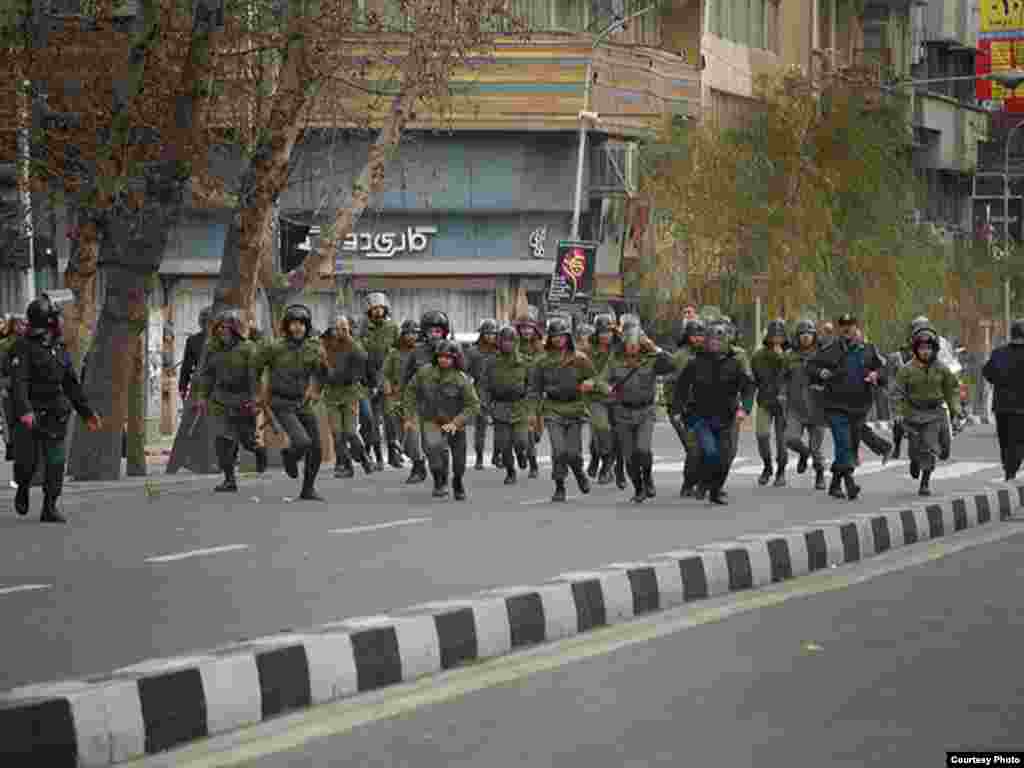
left=570, top=7, right=658, bottom=242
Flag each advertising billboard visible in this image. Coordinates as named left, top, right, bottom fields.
left=978, top=1, right=1024, bottom=111
left=548, top=241, right=597, bottom=305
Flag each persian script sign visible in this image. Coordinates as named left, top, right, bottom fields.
left=300, top=226, right=439, bottom=261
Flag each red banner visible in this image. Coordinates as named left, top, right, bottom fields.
left=977, top=38, right=1024, bottom=112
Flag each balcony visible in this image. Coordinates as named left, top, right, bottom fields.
left=914, top=91, right=990, bottom=172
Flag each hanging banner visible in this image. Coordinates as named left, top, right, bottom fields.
left=977, top=38, right=1024, bottom=112
left=981, top=1, right=1024, bottom=33
left=548, top=241, right=597, bottom=304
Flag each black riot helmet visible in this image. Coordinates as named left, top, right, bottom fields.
left=497, top=323, right=518, bottom=352
left=365, top=292, right=391, bottom=317
left=575, top=323, right=595, bottom=340
left=1011, top=318, right=1024, bottom=345
left=765, top=319, right=787, bottom=346
left=215, top=308, right=245, bottom=337
left=620, top=313, right=641, bottom=335
left=545, top=316, right=574, bottom=352
left=478, top=318, right=499, bottom=338
left=281, top=304, right=312, bottom=338
left=420, top=309, right=450, bottom=339
left=26, top=294, right=57, bottom=332
left=593, top=314, right=616, bottom=336
left=400, top=318, right=420, bottom=338
left=680, top=319, right=706, bottom=346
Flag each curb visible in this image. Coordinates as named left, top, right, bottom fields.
left=3, top=481, right=1022, bottom=766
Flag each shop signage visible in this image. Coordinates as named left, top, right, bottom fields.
left=978, top=2, right=1024, bottom=111
left=547, top=240, right=597, bottom=305
left=300, top=225, right=439, bottom=259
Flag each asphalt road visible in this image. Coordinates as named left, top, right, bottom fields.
left=0, top=422, right=1008, bottom=691
left=232, top=519, right=1024, bottom=768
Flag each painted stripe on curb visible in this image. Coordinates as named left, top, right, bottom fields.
left=3, top=480, right=1021, bottom=766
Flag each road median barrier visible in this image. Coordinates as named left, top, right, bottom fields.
left=3, top=480, right=1022, bottom=766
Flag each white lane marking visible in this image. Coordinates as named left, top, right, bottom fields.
left=0, top=583, right=51, bottom=596
left=329, top=517, right=432, bottom=535
left=145, top=544, right=249, bottom=564
left=930, top=462, right=1000, bottom=481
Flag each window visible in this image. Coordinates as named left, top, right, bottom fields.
left=708, top=0, right=773, bottom=51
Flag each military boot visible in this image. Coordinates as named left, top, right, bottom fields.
left=281, top=448, right=299, bottom=479
left=842, top=471, right=861, bottom=501
left=757, top=435, right=773, bottom=486
left=644, top=468, right=657, bottom=499
left=40, top=494, right=66, bottom=523
left=215, top=467, right=238, bottom=493
left=891, top=422, right=903, bottom=460
left=453, top=475, right=467, bottom=501
left=814, top=467, right=827, bottom=490
left=504, top=466, right=517, bottom=485
left=796, top=449, right=809, bottom=475
left=474, top=450, right=485, bottom=471
left=680, top=479, right=696, bottom=498
left=597, top=457, right=614, bottom=485
left=492, top=451, right=503, bottom=468
left=571, top=457, right=591, bottom=494
left=431, top=470, right=449, bottom=498
left=388, top=442, right=405, bottom=468
left=772, top=461, right=787, bottom=488
left=528, top=455, right=539, bottom=479
left=406, top=459, right=427, bottom=484
left=215, top=438, right=239, bottom=492
left=253, top=446, right=268, bottom=474
left=372, top=443, right=385, bottom=472
left=587, top=449, right=600, bottom=479
left=551, top=479, right=567, bottom=503
left=615, top=456, right=627, bottom=490
left=14, top=480, right=28, bottom=516
left=828, top=471, right=845, bottom=499
left=918, top=469, right=932, bottom=497
left=909, top=459, right=920, bottom=479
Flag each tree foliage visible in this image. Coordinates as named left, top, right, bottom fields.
left=642, top=66, right=957, bottom=350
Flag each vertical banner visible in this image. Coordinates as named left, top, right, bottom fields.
left=548, top=241, right=597, bottom=304
left=979, top=1, right=1024, bottom=111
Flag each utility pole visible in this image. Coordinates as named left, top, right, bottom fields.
left=17, top=77, right=35, bottom=307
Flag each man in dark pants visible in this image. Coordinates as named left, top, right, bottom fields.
left=179, top=306, right=212, bottom=401
left=253, top=304, right=328, bottom=501
left=672, top=324, right=754, bottom=505
left=983, top=318, right=1024, bottom=480
left=10, top=295, right=102, bottom=522
left=808, top=313, right=886, bottom=500
left=465, top=318, right=499, bottom=470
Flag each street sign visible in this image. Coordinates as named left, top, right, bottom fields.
left=548, top=241, right=598, bottom=305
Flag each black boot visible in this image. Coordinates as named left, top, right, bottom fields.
left=215, top=468, right=238, bottom=493
left=282, top=448, right=299, bottom=479
left=299, top=462, right=325, bottom=502
left=14, top=483, right=28, bottom=516
left=571, top=457, right=591, bottom=494
left=504, top=467, right=517, bottom=485
left=254, top=446, right=268, bottom=474
left=492, top=451, right=503, bottom=468
left=918, top=469, right=932, bottom=497
left=597, top=457, right=614, bottom=485
left=814, top=467, right=826, bottom=490
left=372, top=443, right=385, bottom=472
left=453, top=474, right=467, bottom=501
left=843, top=470, right=861, bottom=501
left=474, top=450, right=485, bottom=471
left=406, top=459, right=427, bottom=484
left=587, top=450, right=600, bottom=479
left=215, top=438, right=239, bottom=492
left=552, top=479, right=567, bottom=502
left=528, top=455, right=539, bottom=479
left=757, top=435, right=773, bottom=486
left=643, top=458, right=656, bottom=498
left=772, top=462, right=787, bottom=488
left=432, top=470, right=449, bottom=498
left=796, top=450, right=809, bottom=474
left=615, top=456, right=627, bottom=490
left=388, top=443, right=405, bottom=468
left=631, top=481, right=646, bottom=503
left=909, top=459, right=920, bottom=479
left=891, top=423, right=903, bottom=460
left=828, top=471, right=845, bottom=499
left=680, top=479, right=695, bottom=498
left=40, top=494, right=66, bottom=524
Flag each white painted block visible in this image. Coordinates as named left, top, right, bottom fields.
left=596, top=570, right=636, bottom=624
left=198, top=653, right=261, bottom=737
left=469, top=598, right=512, bottom=660
left=808, top=521, right=849, bottom=566
left=846, top=516, right=875, bottom=558
left=535, top=583, right=577, bottom=642
left=714, top=539, right=773, bottom=587
left=696, top=549, right=731, bottom=596
left=912, top=505, right=932, bottom=541
left=608, top=560, right=686, bottom=609
left=296, top=631, right=357, bottom=705
left=782, top=533, right=810, bottom=577
left=67, top=681, right=145, bottom=768
left=392, top=616, right=442, bottom=682
left=113, top=654, right=212, bottom=677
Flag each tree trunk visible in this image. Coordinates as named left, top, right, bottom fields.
left=68, top=263, right=150, bottom=480
left=125, top=328, right=147, bottom=476
left=62, top=218, right=100, bottom=371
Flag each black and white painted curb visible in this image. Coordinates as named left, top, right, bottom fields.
left=3, top=481, right=1022, bottom=767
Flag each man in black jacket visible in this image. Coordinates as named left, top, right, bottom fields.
left=808, top=313, right=886, bottom=500
left=983, top=318, right=1024, bottom=480
left=672, top=325, right=755, bottom=505
left=179, top=306, right=212, bottom=401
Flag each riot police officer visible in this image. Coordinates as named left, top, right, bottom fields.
left=479, top=324, right=533, bottom=484
left=400, top=309, right=452, bottom=483
left=360, top=292, right=402, bottom=469
left=253, top=304, right=328, bottom=501
left=322, top=312, right=374, bottom=479
left=465, top=318, right=500, bottom=469
left=383, top=319, right=425, bottom=483
left=402, top=339, right=481, bottom=500
left=194, top=308, right=267, bottom=492
left=10, top=295, right=102, bottom=522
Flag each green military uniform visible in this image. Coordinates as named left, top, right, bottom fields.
left=751, top=339, right=791, bottom=486
left=383, top=341, right=424, bottom=472
left=402, top=354, right=481, bottom=499
left=894, top=351, right=960, bottom=494
left=479, top=340, right=534, bottom=482
left=517, top=335, right=545, bottom=477
left=533, top=344, right=596, bottom=499
left=322, top=333, right=371, bottom=477
left=588, top=341, right=617, bottom=483
left=253, top=307, right=327, bottom=499
left=783, top=339, right=827, bottom=489
left=361, top=315, right=401, bottom=466
left=194, top=325, right=267, bottom=490
left=0, top=333, right=17, bottom=459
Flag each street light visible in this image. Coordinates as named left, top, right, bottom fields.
left=570, top=6, right=658, bottom=242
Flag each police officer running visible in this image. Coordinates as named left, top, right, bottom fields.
left=253, top=304, right=328, bottom=501
left=465, top=319, right=500, bottom=470
left=402, top=339, right=480, bottom=500
left=193, top=308, right=267, bottom=492
left=478, top=324, right=533, bottom=485
left=10, top=294, right=102, bottom=522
